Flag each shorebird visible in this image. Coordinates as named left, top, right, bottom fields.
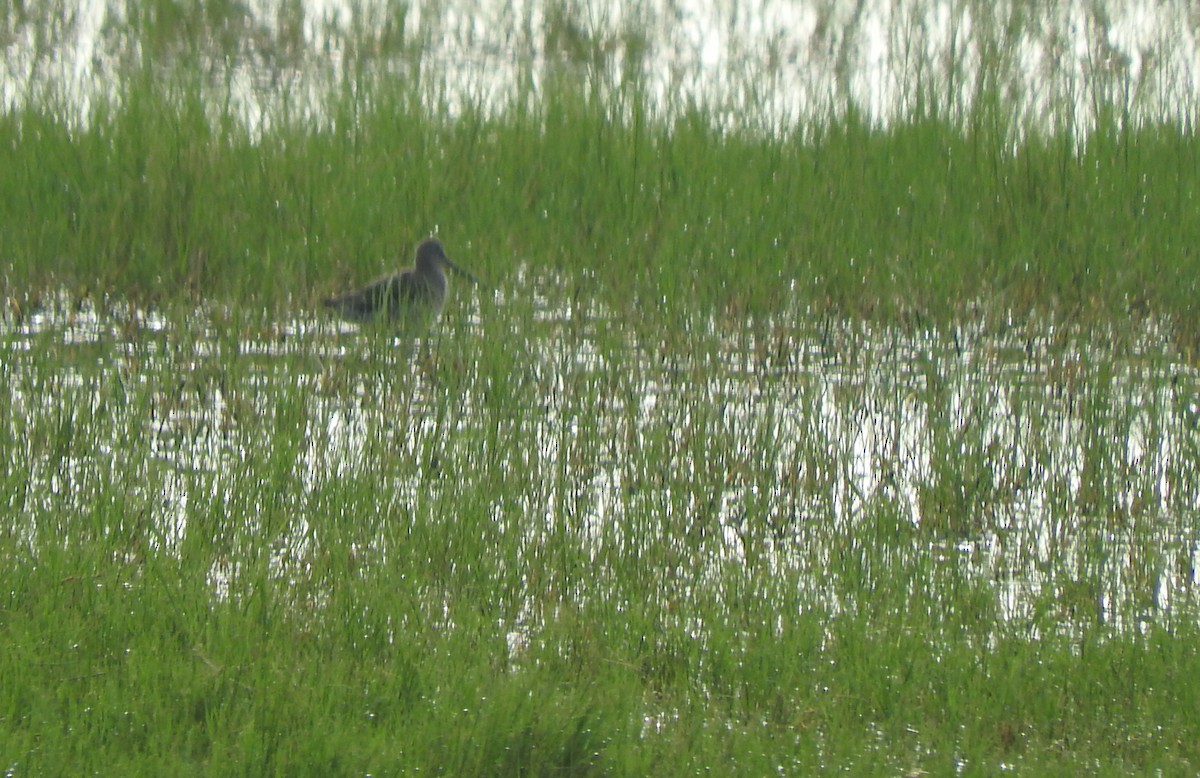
left=323, top=237, right=477, bottom=328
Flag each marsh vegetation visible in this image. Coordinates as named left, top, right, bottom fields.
left=3, top=1, right=1200, bottom=774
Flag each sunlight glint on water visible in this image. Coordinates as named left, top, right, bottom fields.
left=3, top=291, right=1198, bottom=635
left=1, top=1, right=1193, bottom=129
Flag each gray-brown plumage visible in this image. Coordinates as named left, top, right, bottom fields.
left=323, top=237, right=476, bottom=327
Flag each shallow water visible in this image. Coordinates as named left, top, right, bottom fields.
left=2, top=0, right=1192, bottom=129
left=4, top=288, right=1197, bottom=637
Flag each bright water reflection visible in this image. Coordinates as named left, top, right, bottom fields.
left=3, top=287, right=1199, bottom=639
left=2, top=0, right=1194, bottom=129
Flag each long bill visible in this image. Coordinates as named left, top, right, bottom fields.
left=444, top=257, right=480, bottom=285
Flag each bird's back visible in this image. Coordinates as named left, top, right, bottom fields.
left=324, top=269, right=444, bottom=324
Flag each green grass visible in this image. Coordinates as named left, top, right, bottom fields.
left=3, top=1, right=1200, bottom=774
left=3, top=66, right=1199, bottom=332
left=4, top=308, right=1200, bottom=774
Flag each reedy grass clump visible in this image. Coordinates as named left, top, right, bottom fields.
left=1, top=60, right=1199, bottom=335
